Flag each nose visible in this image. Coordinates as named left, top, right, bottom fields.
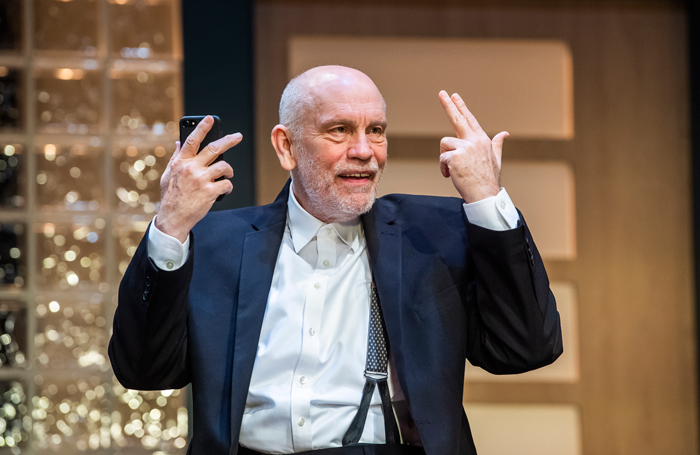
left=347, top=132, right=373, bottom=161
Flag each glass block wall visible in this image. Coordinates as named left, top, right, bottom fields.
left=0, top=0, right=185, bottom=453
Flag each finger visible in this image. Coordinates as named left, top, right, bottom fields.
left=451, top=93, right=484, bottom=134
left=170, top=141, right=182, bottom=162
left=491, top=131, right=509, bottom=163
left=212, top=179, right=233, bottom=198
left=439, top=136, right=463, bottom=154
left=181, top=116, right=215, bottom=158
left=204, top=160, right=234, bottom=181
left=195, top=133, right=243, bottom=166
left=438, top=90, right=471, bottom=139
left=439, top=151, right=453, bottom=178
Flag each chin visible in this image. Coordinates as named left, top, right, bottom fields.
left=319, top=189, right=377, bottom=223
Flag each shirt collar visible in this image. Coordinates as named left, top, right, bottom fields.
left=287, top=185, right=363, bottom=254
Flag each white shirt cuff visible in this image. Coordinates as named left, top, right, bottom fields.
left=462, top=188, right=519, bottom=231
left=147, top=215, right=190, bottom=271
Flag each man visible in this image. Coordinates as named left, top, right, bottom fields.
left=109, top=66, right=562, bottom=455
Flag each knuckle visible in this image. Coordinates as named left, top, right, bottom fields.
left=182, top=165, right=197, bottom=178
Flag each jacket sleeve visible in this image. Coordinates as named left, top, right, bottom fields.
left=108, top=229, right=193, bottom=390
left=464, top=213, right=563, bottom=374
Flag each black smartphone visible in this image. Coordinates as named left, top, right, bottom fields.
left=179, top=115, right=226, bottom=202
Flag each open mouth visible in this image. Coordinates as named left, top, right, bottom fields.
left=339, top=173, right=372, bottom=179
left=338, top=172, right=374, bottom=185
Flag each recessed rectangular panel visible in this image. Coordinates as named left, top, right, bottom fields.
left=377, top=159, right=576, bottom=260
left=377, top=159, right=459, bottom=199
left=500, top=161, right=576, bottom=260
left=289, top=36, right=573, bottom=139
left=464, top=281, right=579, bottom=382
left=463, top=404, right=581, bottom=455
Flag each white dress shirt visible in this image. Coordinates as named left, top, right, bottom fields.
left=147, top=188, right=518, bottom=453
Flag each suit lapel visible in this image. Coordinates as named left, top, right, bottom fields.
left=362, top=200, right=404, bottom=355
left=229, top=183, right=289, bottom=453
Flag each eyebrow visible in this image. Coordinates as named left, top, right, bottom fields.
left=319, top=118, right=388, bottom=130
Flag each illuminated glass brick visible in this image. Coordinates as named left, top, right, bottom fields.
left=36, top=143, right=103, bottom=211
left=0, top=224, right=27, bottom=289
left=35, top=220, right=106, bottom=291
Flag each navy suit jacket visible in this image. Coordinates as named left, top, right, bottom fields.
left=109, top=181, right=562, bottom=455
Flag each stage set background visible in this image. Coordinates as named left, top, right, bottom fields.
left=0, top=0, right=697, bottom=454
left=252, top=1, right=696, bottom=455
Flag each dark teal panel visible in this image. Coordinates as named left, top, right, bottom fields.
left=181, top=0, right=255, bottom=210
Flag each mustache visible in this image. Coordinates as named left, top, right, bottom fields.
left=334, top=162, right=380, bottom=175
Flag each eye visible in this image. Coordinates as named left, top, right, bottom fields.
left=368, top=126, right=384, bottom=135
left=331, top=126, right=347, bottom=134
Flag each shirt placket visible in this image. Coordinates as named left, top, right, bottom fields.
left=290, top=225, right=338, bottom=451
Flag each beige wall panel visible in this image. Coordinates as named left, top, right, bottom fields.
left=500, top=160, right=576, bottom=260
left=288, top=36, right=573, bottom=139
left=376, top=159, right=576, bottom=260
left=463, top=404, right=581, bottom=455
left=465, top=281, right=580, bottom=382
left=376, top=159, right=459, bottom=198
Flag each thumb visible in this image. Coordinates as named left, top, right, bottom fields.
left=171, top=141, right=182, bottom=161
left=492, top=131, right=509, bottom=152
left=491, top=131, right=509, bottom=164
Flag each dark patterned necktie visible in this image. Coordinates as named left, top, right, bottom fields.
left=342, top=282, right=401, bottom=445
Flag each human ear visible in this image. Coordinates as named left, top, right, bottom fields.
left=271, top=125, right=297, bottom=171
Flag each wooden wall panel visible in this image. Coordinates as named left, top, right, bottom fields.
left=254, top=3, right=696, bottom=455
left=288, top=37, right=574, bottom=138
left=463, top=404, right=581, bottom=455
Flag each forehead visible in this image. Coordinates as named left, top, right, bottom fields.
left=306, top=75, right=385, bottom=123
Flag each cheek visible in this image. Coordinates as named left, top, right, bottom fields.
left=374, top=146, right=388, bottom=168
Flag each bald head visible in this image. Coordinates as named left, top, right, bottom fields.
left=279, top=66, right=385, bottom=140
left=271, top=65, right=388, bottom=223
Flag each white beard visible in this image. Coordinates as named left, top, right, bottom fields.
left=293, top=144, right=383, bottom=223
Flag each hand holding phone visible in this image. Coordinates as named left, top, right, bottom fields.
left=180, top=115, right=225, bottom=202
left=155, top=115, right=241, bottom=243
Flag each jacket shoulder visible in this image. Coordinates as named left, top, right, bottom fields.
left=375, top=193, right=466, bottom=224
left=193, top=199, right=285, bottom=237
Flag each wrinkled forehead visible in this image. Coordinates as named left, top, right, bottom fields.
left=305, top=71, right=385, bottom=113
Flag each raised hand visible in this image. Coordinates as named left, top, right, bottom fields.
left=438, top=91, right=509, bottom=203
left=156, top=116, right=241, bottom=243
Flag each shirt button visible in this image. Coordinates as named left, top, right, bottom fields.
left=309, top=328, right=315, bottom=336
left=323, top=260, right=330, bottom=267
left=166, top=261, right=174, bottom=270
left=299, top=376, right=306, bottom=385
left=325, top=228, right=332, bottom=235
left=314, top=282, right=321, bottom=290
left=500, top=201, right=506, bottom=209
left=297, top=418, right=305, bottom=426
